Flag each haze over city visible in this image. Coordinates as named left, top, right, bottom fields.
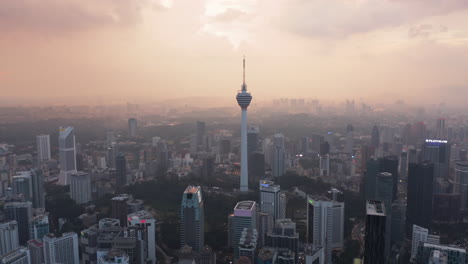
left=2, top=0, right=468, bottom=106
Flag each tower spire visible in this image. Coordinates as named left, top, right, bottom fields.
left=243, top=55, right=246, bottom=85
left=242, top=56, right=247, bottom=91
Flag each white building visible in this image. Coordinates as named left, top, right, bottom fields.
left=272, top=133, right=286, bottom=177
left=70, top=172, right=91, bottom=204
left=411, top=224, right=440, bottom=259
left=97, top=250, right=129, bottom=264
left=0, top=220, right=19, bottom=256
left=259, top=180, right=285, bottom=222
left=0, top=246, right=30, bottom=264
left=43, top=233, right=79, bottom=264
left=36, top=135, right=51, bottom=163
left=58, top=126, right=77, bottom=185
left=127, top=210, right=156, bottom=264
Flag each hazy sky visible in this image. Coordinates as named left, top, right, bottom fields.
left=1, top=0, right=468, bottom=105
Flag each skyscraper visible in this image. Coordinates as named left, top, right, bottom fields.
left=4, top=202, right=32, bottom=245
left=27, top=240, right=44, bottom=264
left=0, top=246, right=30, bottom=264
left=128, top=118, right=137, bottom=138
left=436, top=118, right=446, bottom=139
left=454, top=161, right=468, bottom=215
left=228, top=201, right=257, bottom=255
left=265, top=219, right=299, bottom=264
left=345, top=124, right=354, bottom=155
left=236, top=57, right=253, bottom=192
left=12, top=173, right=33, bottom=202
left=0, top=220, right=19, bottom=256
left=58, top=126, right=77, bottom=185
left=70, top=172, right=91, bottom=204
left=196, top=121, right=206, bottom=152
left=421, top=139, right=450, bottom=179
left=36, top=135, right=50, bottom=163
left=272, top=133, right=285, bottom=177
left=407, top=162, right=434, bottom=232
left=43, top=233, right=79, bottom=264
left=371, top=125, right=380, bottom=148
left=259, top=180, right=285, bottom=222
left=180, top=186, right=204, bottom=252
left=247, top=125, right=259, bottom=158
left=30, top=170, right=44, bottom=209
left=29, top=212, right=49, bottom=241
left=399, top=151, right=408, bottom=181
left=306, top=196, right=344, bottom=264
left=127, top=210, right=156, bottom=264
left=375, top=172, right=393, bottom=260
left=111, top=194, right=132, bottom=227
left=364, top=200, right=386, bottom=264
left=379, top=156, right=399, bottom=201
left=115, top=153, right=127, bottom=188
left=411, top=224, right=440, bottom=259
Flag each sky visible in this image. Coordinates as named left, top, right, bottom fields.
left=1, top=0, right=468, bottom=106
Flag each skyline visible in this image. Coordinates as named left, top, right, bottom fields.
left=1, top=0, right=468, bottom=106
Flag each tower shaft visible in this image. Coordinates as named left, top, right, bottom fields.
left=240, top=109, right=248, bottom=192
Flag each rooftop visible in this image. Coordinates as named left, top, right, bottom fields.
left=366, top=200, right=386, bottom=216
left=235, top=201, right=256, bottom=211
left=127, top=210, right=154, bottom=221
left=111, top=194, right=133, bottom=201
left=184, top=186, right=201, bottom=194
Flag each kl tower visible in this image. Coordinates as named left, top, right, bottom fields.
left=236, top=56, right=252, bottom=192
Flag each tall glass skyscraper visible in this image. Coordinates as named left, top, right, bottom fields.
left=180, top=186, right=204, bottom=252
left=59, top=126, right=77, bottom=185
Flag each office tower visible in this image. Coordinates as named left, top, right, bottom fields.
left=238, top=228, right=257, bottom=263
left=27, top=240, right=44, bottom=264
left=36, top=135, right=50, bottom=163
left=391, top=200, right=406, bottom=245
left=380, top=156, right=399, bottom=201
left=415, top=243, right=466, bottom=263
left=70, top=172, right=91, bottom=204
left=43, top=233, right=79, bottom=264
left=411, top=225, right=440, bottom=259
left=29, top=213, right=49, bottom=241
left=247, top=125, right=259, bottom=157
left=319, top=154, right=330, bottom=176
left=80, top=227, right=98, bottom=264
left=115, top=153, right=127, bottom=188
left=126, top=199, right=144, bottom=214
left=306, top=197, right=344, bottom=264
left=272, top=133, right=286, bottom=177
left=364, top=200, right=386, bottom=264
left=111, top=194, right=132, bottom=227
left=436, top=118, right=446, bottom=139
left=236, top=57, right=253, bottom=192
left=107, top=143, right=119, bottom=169
left=432, top=193, right=461, bottom=224
left=127, top=210, right=156, bottom=264
left=196, top=121, right=206, bottom=151
left=407, top=162, right=434, bottom=232
left=228, top=201, right=257, bottom=251
left=12, top=173, right=32, bottom=202
left=0, top=221, right=19, bottom=256
left=399, top=151, right=408, bottom=181
left=201, top=155, right=215, bottom=181
left=364, top=159, right=379, bottom=200
left=98, top=250, right=129, bottom=264
left=106, top=129, right=115, bottom=147
left=345, top=124, right=354, bottom=155
left=155, top=140, right=169, bottom=174
left=128, top=118, right=137, bottom=138
left=58, top=126, right=77, bottom=185
left=371, top=125, right=380, bottom=148
left=0, top=247, right=30, bottom=264
left=410, top=122, right=427, bottom=145
left=265, top=219, right=299, bottom=263
left=304, top=245, right=325, bottom=264
left=180, top=186, right=204, bottom=252
left=249, top=152, right=265, bottom=184
left=319, top=141, right=330, bottom=156
left=259, top=180, right=285, bottom=222
left=29, top=171, right=44, bottom=209
left=257, top=212, right=273, bottom=248
left=454, top=161, right=468, bottom=214
left=301, top=136, right=310, bottom=154
left=360, top=145, right=375, bottom=173
left=4, top=202, right=32, bottom=244
left=421, top=139, right=450, bottom=179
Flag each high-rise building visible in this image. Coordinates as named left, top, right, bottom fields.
left=0, top=221, right=19, bottom=256
left=127, top=210, right=156, bottom=264
left=4, top=202, right=32, bottom=245
left=249, top=152, right=265, bottom=185
left=58, top=126, right=77, bottom=185
left=454, top=161, right=468, bottom=215
left=319, top=154, right=330, bottom=176
left=115, top=153, right=127, bottom=188
left=97, top=249, right=130, bottom=264
left=12, top=173, right=33, bottom=202
left=70, top=172, right=91, bottom=204
left=36, top=135, right=51, bottom=163
left=29, top=171, right=44, bottom=209
left=421, top=139, right=450, bottom=179
left=27, top=240, right=44, bottom=264
left=399, top=151, right=408, bottom=181
left=371, top=126, right=380, bottom=148
left=364, top=200, right=386, bottom=264
left=80, top=227, right=98, bottom=264
left=375, top=172, right=393, bottom=260
left=180, top=186, right=204, bottom=252
left=43, top=233, right=79, bottom=264
left=247, top=125, right=259, bottom=158
left=228, top=201, right=257, bottom=253
left=238, top=228, right=258, bottom=263
left=306, top=197, right=344, bottom=264
left=390, top=200, right=406, bottom=245
left=111, top=194, right=132, bottom=227
left=265, top=219, right=299, bottom=264
left=379, top=156, right=399, bottom=201
left=196, top=121, right=206, bottom=151
left=128, top=118, right=137, bottom=138
left=272, top=133, right=286, bottom=177
left=436, top=118, right=446, bottom=139
left=411, top=225, right=440, bottom=259
left=259, top=180, right=285, bottom=222
left=345, top=124, right=354, bottom=155
left=29, top=213, right=49, bottom=241
left=236, top=57, right=253, bottom=192
left=432, top=193, right=461, bottom=224
left=0, top=246, right=30, bottom=264
left=407, top=162, right=434, bottom=232
left=415, top=243, right=466, bottom=263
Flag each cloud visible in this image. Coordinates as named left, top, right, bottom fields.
left=274, top=0, right=468, bottom=38
left=209, top=8, right=248, bottom=23
left=408, top=24, right=448, bottom=39
left=0, top=0, right=156, bottom=34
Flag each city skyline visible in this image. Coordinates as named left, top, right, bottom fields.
left=1, top=0, right=468, bottom=106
